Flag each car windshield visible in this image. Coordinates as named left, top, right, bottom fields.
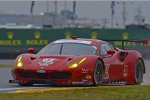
left=37, top=43, right=97, bottom=55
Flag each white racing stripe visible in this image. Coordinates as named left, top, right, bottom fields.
left=54, top=40, right=91, bottom=44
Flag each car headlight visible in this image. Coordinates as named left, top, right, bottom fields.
left=17, top=56, right=23, bottom=68
left=68, top=57, right=86, bottom=68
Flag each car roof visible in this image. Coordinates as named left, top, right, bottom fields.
left=52, top=38, right=107, bottom=46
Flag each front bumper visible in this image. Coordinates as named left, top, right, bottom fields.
left=11, top=68, right=94, bottom=86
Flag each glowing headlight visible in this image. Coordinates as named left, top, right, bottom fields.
left=16, top=56, right=23, bottom=68
left=17, top=62, right=23, bottom=67
left=68, top=58, right=86, bottom=68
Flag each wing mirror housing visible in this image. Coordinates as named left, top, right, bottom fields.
left=28, top=48, right=36, bottom=54
left=143, top=39, right=148, bottom=45
left=107, top=50, right=115, bottom=55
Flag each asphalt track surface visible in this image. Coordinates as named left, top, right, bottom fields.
left=0, top=59, right=150, bottom=92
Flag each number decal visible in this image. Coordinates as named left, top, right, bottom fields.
left=39, top=58, right=55, bottom=66
left=104, top=67, right=109, bottom=79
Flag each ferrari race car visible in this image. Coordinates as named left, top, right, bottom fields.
left=9, top=37, right=148, bottom=86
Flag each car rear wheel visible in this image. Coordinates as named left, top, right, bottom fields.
left=93, top=60, right=103, bottom=86
left=134, top=59, right=144, bottom=85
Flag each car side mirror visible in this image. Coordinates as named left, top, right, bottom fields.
left=142, top=39, right=148, bottom=45
left=107, top=50, right=115, bottom=55
left=28, top=48, right=36, bottom=54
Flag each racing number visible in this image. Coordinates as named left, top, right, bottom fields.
left=104, top=67, right=109, bottom=79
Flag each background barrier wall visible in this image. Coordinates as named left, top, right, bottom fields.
left=0, top=28, right=149, bottom=59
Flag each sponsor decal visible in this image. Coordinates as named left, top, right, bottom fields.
left=26, top=32, right=48, bottom=45
left=105, top=64, right=110, bottom=67
left=0, top=40, right=22, bottom=45
left=64, top=31, right=71, bottom=38
left=85, top=75, right=92, bottom=80
left=36, top=70, right=46, bottom=73
left=34, top=32, right=41, bottom=39
left=123, top=65, right=128, bottom=77
left=82, top=79, right=88, bottom=82
left=91, top=32, right=98, bottom=39
left=39, top=58, right=55, bottom=66
left=72, top=81, right=85, bottom=85
left=26, top=40, right=48, bottom=45
left=122, top=32, right=128, bottom=40
left=104, top=67, right=109, bottom=79
left=7, top=32, right=14, bottom=39
left=81, top=68, right=90, bottom=73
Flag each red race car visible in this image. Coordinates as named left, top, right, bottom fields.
left=9, top=37, right=148, bottom=86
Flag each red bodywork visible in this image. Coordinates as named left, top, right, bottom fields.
left=10, top=38, right=146, bottom=86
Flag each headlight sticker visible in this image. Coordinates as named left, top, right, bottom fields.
left=68, top=57, right=86, bottom=68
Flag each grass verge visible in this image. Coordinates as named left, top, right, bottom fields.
left=0, top=85, right=150, bottom=100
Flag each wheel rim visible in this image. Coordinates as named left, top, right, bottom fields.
left=94, top=62, right=103, bottom=85
left=135, top=61, right=143, bottom=84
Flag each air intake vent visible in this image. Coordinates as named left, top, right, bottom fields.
left=50, top=72, right=72, bottom=79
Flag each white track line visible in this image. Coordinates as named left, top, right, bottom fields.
left=0, top=87, right=46, bottom=92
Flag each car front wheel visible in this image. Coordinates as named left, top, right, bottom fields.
left=93, top=60, right=103, bottom=86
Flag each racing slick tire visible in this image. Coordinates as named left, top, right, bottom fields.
left=134, top=59, right=144, bottom=85
left=93, top=60, right=103, bottom=86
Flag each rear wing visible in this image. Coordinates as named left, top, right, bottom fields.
left=102, top=39, right=148, bottom=50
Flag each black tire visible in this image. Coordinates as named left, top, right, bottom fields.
left=134, top=59, right=144, bottom=85
left=93, top=60, right=103, bottom=86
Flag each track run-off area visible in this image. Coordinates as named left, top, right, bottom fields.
left=0, top=59, right=150, bottom=93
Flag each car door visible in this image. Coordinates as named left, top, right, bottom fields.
left=100, top=43, right=124, bottom=82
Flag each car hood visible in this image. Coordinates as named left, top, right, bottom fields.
left=19, top=54, right=85, bottom=70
